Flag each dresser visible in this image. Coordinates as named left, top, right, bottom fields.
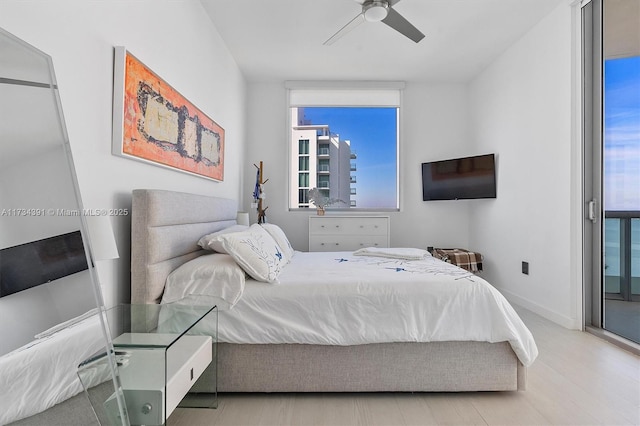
left=308, top=215, right=390, bottom=252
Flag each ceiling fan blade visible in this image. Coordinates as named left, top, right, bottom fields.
left=387, top=0, right=402, bottom=6
left=382, top=7, right=425, bottom=43
left=324, top=12, right=365, bottom=45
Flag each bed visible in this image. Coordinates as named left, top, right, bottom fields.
left=131, top=189, right=537, bottom=393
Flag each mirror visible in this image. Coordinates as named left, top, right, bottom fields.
left=0, top=26, right=130, bottom=426
left=0, top=27, right=100, bottom=355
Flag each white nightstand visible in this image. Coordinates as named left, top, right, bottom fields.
left=78, top=304, right=217, bottom=426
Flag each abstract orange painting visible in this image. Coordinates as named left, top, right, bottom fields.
left=112, top=47, right=224, bottom=181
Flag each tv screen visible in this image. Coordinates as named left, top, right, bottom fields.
left=422, top=153, right=497, bottom=201
left=0, top=230, right=88, bottom=298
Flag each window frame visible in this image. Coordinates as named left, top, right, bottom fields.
left=286, top=81, right=404, bottom=212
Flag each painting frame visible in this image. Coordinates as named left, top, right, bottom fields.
left=112, top=46, right=224, bottom=181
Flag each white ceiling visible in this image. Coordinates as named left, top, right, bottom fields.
left=200, top=0, right=566, bottom=83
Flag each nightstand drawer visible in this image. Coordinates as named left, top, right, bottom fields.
left=166, top=335, right=212, bottom=415
left=309, top=235, right=388, bottom=252
left=309, top=217, right=388, bottom=235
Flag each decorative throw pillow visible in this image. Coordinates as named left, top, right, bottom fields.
left=198, top=224, right=249, bottom=253
left=219, top=224, right=287, bottom=283
left=260, top=223, right=294, bottom=262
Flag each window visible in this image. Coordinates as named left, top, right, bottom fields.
left=318, top=175, right=330, bottom=188
left=318, top=159, right=330, bottom=172
left=298, top=189, right=308, bottom=204
left=584, top=0, right=640, bottom=345
left=287, top=82, right=402, bottom=210
left=299, top=139, right=309, bottom=154
left=299, top=156, right=309, bottom=171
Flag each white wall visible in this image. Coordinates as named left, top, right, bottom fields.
left=244, top=82, right=475, bottom=252
left=0, top=0, right=247, bottom=307
left=468, top=2, right=580, bottom=328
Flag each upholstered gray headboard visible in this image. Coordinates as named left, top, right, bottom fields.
left=131, top=189, right=238, bottom=304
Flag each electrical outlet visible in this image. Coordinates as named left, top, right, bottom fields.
left=522, top=261, right=529, bottom=275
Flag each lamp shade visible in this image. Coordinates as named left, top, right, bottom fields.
left=236, top=212, right=250, bottom=226
left=85, top=215, right=119, bottom=261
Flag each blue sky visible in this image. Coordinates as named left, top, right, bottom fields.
left=604, top=56, right=640, bottom=211
left=301, top=107, right=398, bottom=208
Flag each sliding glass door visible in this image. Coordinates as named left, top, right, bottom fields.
left=584, top=0, right=640, bottom=345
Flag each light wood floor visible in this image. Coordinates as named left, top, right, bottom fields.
left=170, top=307, right=640, bottom=426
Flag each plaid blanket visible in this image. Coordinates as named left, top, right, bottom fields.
left=432, top=248, right=483, bottom=272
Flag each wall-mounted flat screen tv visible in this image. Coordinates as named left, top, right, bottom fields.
left=0, top=230, right=88, bottom=298
left=422, top=153, right=497, bottom=201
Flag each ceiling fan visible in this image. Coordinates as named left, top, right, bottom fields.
left=324, top=0, right=425, bottom=45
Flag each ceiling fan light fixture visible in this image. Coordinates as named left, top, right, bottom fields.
left=363, top=1, right=389, bottom=22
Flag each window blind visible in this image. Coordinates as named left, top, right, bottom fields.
left=286, top=81, right=404, bottom=107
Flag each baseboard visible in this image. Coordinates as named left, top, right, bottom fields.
left=498, top=287, right=582, bottom=330
left=585, top=326, right=640, bottom=356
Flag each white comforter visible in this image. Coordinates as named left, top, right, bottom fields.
left=0, top=315, right=105, bottom=425
left=172, top=251, right=538, bottom=367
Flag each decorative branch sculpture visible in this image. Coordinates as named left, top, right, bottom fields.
left=253, top=161, right=269, bottom=224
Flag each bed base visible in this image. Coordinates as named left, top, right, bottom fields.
left=192, top=341, right=525, bottom=392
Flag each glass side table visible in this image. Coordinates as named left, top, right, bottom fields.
left=78, top=303, right=217, bottom=426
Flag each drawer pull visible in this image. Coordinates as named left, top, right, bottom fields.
left=190, top=368, right=194, bottom=381
left=321, top=243, right=325, bottom=245
left=335, top=225, right=340, bottom=228
left=335, top=243, right=339, bottom=245
left=142, top=403, right=152, bottom=415
left=321, top=225, right=325, bottom=228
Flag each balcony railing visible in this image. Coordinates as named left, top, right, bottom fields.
left=318, top=181, right=330, bottom=188
left=604, top=211, right=640, bottom=302
left=318, top=148, right=330, bottom=156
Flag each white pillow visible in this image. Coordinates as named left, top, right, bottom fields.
left=162, top=253, right=246, bottom=309
left=198, top=225, right=249, bottom=253
left=219, top=224, right=287, bottom=283
left=260, top=223, right=294, bottom=262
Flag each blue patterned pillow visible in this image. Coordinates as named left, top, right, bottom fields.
left=219, top=224, right=287, bottom=283
left=260, top=223, right=294, bottom=262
